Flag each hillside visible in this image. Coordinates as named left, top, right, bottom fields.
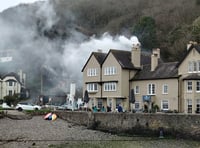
left=0, top=0, right=199, bottom=96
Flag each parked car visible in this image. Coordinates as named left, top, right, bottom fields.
left=1, top=103, right=12, bottom=109
left=16, top=102, right=41, bottom=111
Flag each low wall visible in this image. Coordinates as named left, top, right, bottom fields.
left=56, top=111, right=200, bottom=140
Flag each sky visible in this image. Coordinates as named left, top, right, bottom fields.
left=0, top=0, right=44, bottom=12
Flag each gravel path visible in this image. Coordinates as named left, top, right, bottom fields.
left=0, top=115, right=118, bottom=148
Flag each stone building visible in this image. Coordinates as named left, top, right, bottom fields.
left=82, top=41, right=200, bottom=114
left=0, top=70, right=28, bottom=100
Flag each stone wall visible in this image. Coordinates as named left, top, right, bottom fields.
left=56, top=111, right=200, bottom=140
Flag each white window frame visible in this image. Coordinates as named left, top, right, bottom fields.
left=187, top=99, right=192, bottom=113
left=98, top=99, right=103, bottom=109
left=135, top=86, right=140, bottom=94
left=187, top=81, right=192, bottom=93
left=104, top=66, right=117, bottom=75
left=104, top=82, right=117, bottom=91
left=196, top=81, right=200, bottom=92
left=161, top=100, right=169, bottom=110
left=193, top=61, right=197, bottom=72
left=162, top=84, right=168, bottom=94
left=87, top=83, right=98, bottom=92
left=198, top=60, right=200, bottom=72
left=87, top=68, right=97, bottom=76
left=135, top=101, right=140, bottom=110
left=188, top=61, right=193, bottom=73
left=196, top=99, right=200, bottom=113
left=147, top=83, right=155, bottom=95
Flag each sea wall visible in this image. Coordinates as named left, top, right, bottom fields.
left=56, top=111, right=200, bottom=140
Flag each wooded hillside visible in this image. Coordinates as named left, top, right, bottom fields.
left=50, top=0, right=200, bottom=61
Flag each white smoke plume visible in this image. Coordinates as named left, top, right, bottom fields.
left=62, top=33, right=140, bottom=85
left=0, top=0, right=140, bottom=96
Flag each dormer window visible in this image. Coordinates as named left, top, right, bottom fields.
left=188, top=61, right=200, bottom=73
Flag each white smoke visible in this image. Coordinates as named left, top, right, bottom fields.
left=0, top=0, right=140, bottom=96
left=62, top=33, right=140, bottom=85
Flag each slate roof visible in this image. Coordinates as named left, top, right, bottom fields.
left=182, top=74, right=200, bottom=80
left=93, top=52, right=107, bottom=65
left=131, top=62, right=179, bottom=80
left=2, top=72, right=21, bottom=83
left=81, top=51, right=107, bottom=72
left=177, top=44, right=200, bottom=68
left=109, top=49, right=152, bottom=70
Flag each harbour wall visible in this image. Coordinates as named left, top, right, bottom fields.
left=56, top=111, right=200, bottom=140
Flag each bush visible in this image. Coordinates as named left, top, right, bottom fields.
left=4, top=95, right=17, bottom=106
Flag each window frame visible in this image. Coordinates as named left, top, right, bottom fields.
left=104, top=82, right=117, bottom=92
left=87, top=83, right=98, bottom=92
left=196, top=99, right=200, bottom=113
left=135, top=86, right=140, bottom=94
left=187, top=99, right=192, bottom=113
left=162, top=84, right=168, bottom=94
left=87, top=68, right=98, bottom=77
left=147, top=83, right=155, bottom=95
left=161, top=100, right=169, bottom=111
left=187, top=81, right=192, bottom=93
left=196, top=81, right=200, bottom=92
left=104, top=66, right=117, bottom=75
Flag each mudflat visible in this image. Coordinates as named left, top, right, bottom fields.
left=0, top=115, right=118, bottom=148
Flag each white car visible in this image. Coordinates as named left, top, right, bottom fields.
left=16, top=102, right=41, bottom=111
left=1, top=103, right=12, bottom=109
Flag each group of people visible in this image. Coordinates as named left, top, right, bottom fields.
left=92, top=104, right=123, bottom=113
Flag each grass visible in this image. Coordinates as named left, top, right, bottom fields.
left=48, top=137, right=200, bottom=148
left=24, top=109, right=52, bottom=115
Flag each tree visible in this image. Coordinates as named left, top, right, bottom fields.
left=192, top=16, right=200, bottom=42
left=4, top=95, right=18, bottom=106
left=132, top=16, right=157, bottom=50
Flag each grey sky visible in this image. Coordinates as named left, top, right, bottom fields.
left=0, top=0, right=45, bottom=12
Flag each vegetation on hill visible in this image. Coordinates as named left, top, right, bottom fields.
left=50, top=0, right=200, bottom=61
left=0, top=0, right=199, bottom=97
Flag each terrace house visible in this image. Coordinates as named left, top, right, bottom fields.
left=82, top=41, right=200, bottom=114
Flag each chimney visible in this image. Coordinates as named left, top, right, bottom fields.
left=131, top=43, right=141, bottom=68
left=151, top=48, right=160, bottom=71
left=187, top=41, right=198, bottom=50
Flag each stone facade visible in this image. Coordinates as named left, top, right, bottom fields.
left=56, top=111, right=200, bottom=140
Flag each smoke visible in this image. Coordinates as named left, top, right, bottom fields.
left=0, top=0, right=140, bottom=96
left=62, top=33, right=140, bottom=85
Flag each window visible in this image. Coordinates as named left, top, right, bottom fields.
left=148, top=84, right=155, bottom=95
left=196, top=99, right=200, bottom=113
left=104, top=82, right=117, bottom=91
left=188, top=61, right=193, bottom=72
left=187, top=99, right=192, bottom=113
left=193, top=61, right=197, bottom=72
left=135, top=101, right=140, bottom=110
left=8, top=90, right=12, bottom=96
left=197, top=81, right=200, bottom=92
left=104, top=67, right=117, bottom=75
left=198, top=61, right=200, bottom=72
left=87, top=83, right=98, bottom=92
left=135, top=86, right=139, bottom=94
left=188, top=61, right=200, bottom=73
left=116, top=98, right=122, bottom=109
left=87, top=68, right=97, bottom=76
left=187, top=81, right=192, bottom=92
left=97, top=99, right=103, bottom=109
left=162, top=84, right=168, bottom=94
left=8, top=81, right=12, bottom=86
left=161, top=100, right=169, bottom=110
